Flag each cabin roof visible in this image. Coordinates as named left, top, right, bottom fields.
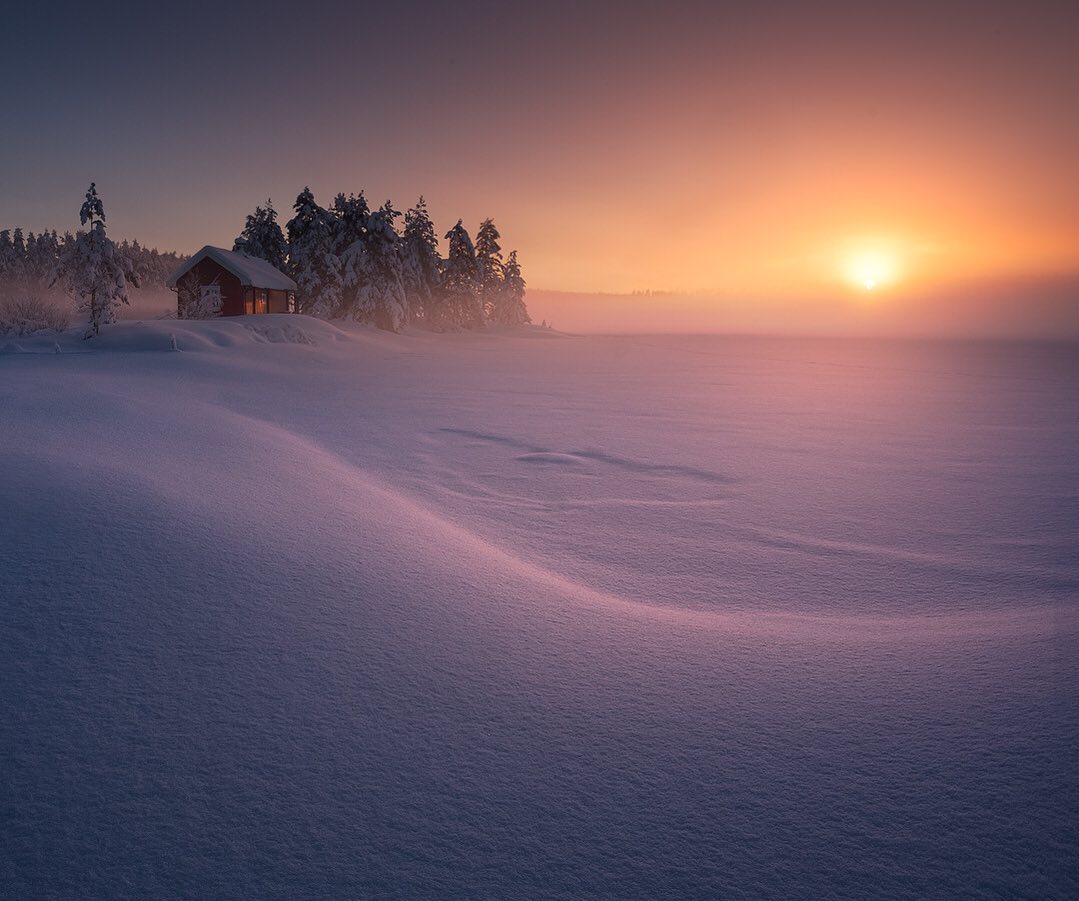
left=167, top=245, right=298, bottom=291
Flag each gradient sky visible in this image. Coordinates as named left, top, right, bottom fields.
left=2, top=0, right=1077, bottom=331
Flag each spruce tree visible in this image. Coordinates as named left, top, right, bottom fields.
left=474, top=218, right=504, bottom=320
left=441, top=220, right=484, bottom=329
left=0, top=230, right=14, bottom=282
left=400, top=197, right=442, bottom=326
left=341, top=201, right=406, bottom=331
left=7, top=228, right=28, bottom=285
left=497, top=249, right=531, bottom=325
left=24, top=232, right=38, bottom=279
left=331, top=192, right=370, bottom=320
left=331, top=192, right=370, bottom=256
left=54, top=183, right=139, bottom=337
left=286, top=187, right=341, bottom=317
left=234, top=199, right=289, bottom=271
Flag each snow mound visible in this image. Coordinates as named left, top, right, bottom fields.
left=0, top=315, right=350, bottom=354
left=243, top=321, right=317, bottom=344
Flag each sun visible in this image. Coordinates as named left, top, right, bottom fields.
left=844, top=249, right=899, bottom=292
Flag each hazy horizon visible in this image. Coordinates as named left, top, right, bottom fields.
left=527, top=274, right=1079, bottom=339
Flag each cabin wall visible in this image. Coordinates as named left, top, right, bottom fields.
left=268, top=289, right=290, bottom=313
left=178, top=258, right=245, bottom=317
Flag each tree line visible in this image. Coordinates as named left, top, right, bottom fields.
left=226, top=188, right=529, bottom=331
left=0, top=185, right=184, bottom=337
left=2, top=183, right=530, bottom=338
left=0, top=223, right=182, bottom=294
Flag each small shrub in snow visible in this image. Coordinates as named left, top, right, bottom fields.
left=0, top=294, right=72, bottom=336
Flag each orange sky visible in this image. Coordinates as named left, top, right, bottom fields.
left=507, top=24, right=1079, bottom=299
left=4, top=1, right=1078, bottom=335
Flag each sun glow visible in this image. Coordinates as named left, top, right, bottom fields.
left=843, top=245, right=901, bottom=292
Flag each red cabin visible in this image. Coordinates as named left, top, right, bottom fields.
left=167, top=246, right=297, bottom=317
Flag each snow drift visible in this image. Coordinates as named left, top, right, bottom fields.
left=2, top=318, right=1077, bottom=897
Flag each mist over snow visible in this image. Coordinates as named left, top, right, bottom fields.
left=2, top=318, right=1077, bottom=897
left=527, top=275, right=1079, bottom=339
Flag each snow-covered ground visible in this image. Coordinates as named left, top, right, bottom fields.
left=2, top=317, right=1077, bottom=898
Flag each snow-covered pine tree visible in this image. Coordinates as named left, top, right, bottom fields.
left=233, top=199, right=289, bottom=271
left=117, top=240, right=141, bottom=288
left=46, top=230, right=62, bottom=267
left=23, top=232, right=38, bottom=282
left=331, top=192, right=370, bottom=255
left=286, top=187, right=341, bottom=317
left=0, top=228, right=62, bottom=289
left=4, top=228, right=28, bottom=287
left=496, top=249, right=531, bottom=325
left=441, top=220, right=484, bottom=329
left=53, top=183, right=139, bottom=338
left=400, top=197, right=442, bottom=326
left=474, top=218, right=505, bottom=321
left=129, top=239, right=150, bottom=287
left=340, top=201, right=407, bottom=331
left=330, top=192, right=369, bottom=319
left=0, top=230, right=14, bottom=283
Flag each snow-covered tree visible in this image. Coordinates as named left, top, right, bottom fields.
left=118, top=239, right=142, bottom=286
left=494, top=249, right=531, bottom=325
left=286, top=187, right=341, bottom=317
left=400, top=197, right=441, bottom=325
left=0, top=228, right=27, bottom=286
left=441, top=220, right=484, bottom=329
left=233, top=199, right=288, bottom=271
left=27, top=230, right=60, bottom=289
left=23, top=232, right=37, bottom=278
left=53, top=183, right=138, bottom=338
left=340, top=201, right=407, bottom=331
left=0, top=230, right=15, bottom=284
left=12, top=228, right=26, bottom=264
left=176, top=269, right=221, bottom=319
left=108, top=237, right=184, bottom=289
left=331, top=192, right=370, bottom=254
left=474, top=218, right=504, bottom=320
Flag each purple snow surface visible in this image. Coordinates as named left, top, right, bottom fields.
left=2, top=319, right=1077, bottom=898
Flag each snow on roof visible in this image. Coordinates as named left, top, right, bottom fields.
left=166, top=246, right=298, bottom=291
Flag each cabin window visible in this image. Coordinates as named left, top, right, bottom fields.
left=255, top=289, right=268, bottom=314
